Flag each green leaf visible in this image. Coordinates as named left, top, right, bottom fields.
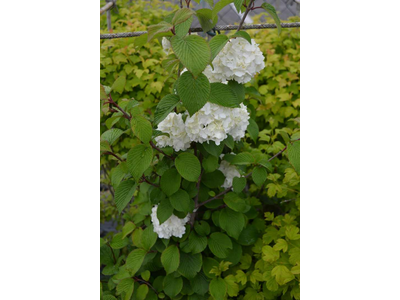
left=231, top=152, right=255, bottom=165
left=202, top=170, right=225, bottom=189
left=209, top=34, right=229, bottom=62
left=233, top=0, right=244, bottom=13
left=131, top=116, right=152, bottom=144
left=110, top=232, right=129, bottom=249
left=127, top=144, right=153, bottom=181
left=163, top=274, right=183, bottom=298
left=238, top=225, right=259, bottom=246
left=223, top=192, right=248, bottom=212
left=116, top=278, right=134, bottom=300
left=147, top=21, right=173, bottom=42
left=271, top=265, right=295, bottom=285
left=171, top=35, right=211, bottom=77
left=227, top=81, right=245, bottom=102
left=122, top=221, right=136, bottom=239
left=126, top=249, right=147, bottom=275
left=111, top=75, right=126, bottom=94
left=161, top=245, right=180, bottom=274
left=160, top=168, right=181, bottom=196
left=232, top=177, right=246, bottom=193
left=252, top=166, right=267, bottom=186
left=261, top=3, right=282, bottom=34
left=177, top=71, right=210, bottom=115
left=208, top=232, right=232, bottom=258
left=287, top=140, right=300, bottom=174
left=202, top=155, right=219, bottom=173
left=175, top=152, right=201, bottom=182
left=285, top=225, right=300, bottom=240
left=178, top=252, right=202, bottom=279
left=181, top=231, right=208, bottom=254
left=175, top=16, right=193, bottom=37
left=135, top=284, right=149, bottom=300
left=262, top=245, right=280, bottom=263
left=172, top=8, right=195, bottom=25
left=219, top=208, right=245, bottom=239
left=212, top=0, right=234, bottom=18
left=194, top=220, right=211, bottom=236
left=114, top=180, right=137, bottom=213
left=273, top=239, right=288, bottom=253
left=141, top=224, right=158, bottom=251
left=190, top=272, right=210, bottom=295
left=210, top=277, right=227, bottom=300
left=100, top=84, right=108, bottom=100
left=196, top=8, right=218, bottom=33
left=231, top=31, right=252, bottom=44
left=247, top=119, right=259, bottom=142
left=162, top=54, right=180, bottom=73
left=209, top=83, right=240, bottom=108
left=157, top=198, right=174, bottom=224
left=224, top=274, right=239, bottom=297
left=203, top=140, right=224, bottom=157
left=258, top=158, right=272, bottom=171
left=154, top=94, right=180, bottom=125
left=170, top=189, right=194, bottom=213
left=110, top=162, right=129, bottom=188
left=101, top=128, right=124, bottom=145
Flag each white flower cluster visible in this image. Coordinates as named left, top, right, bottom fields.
left=151, top=205, right=190, bottom=239
left=155, top=103, right=250, bottom=151
left=203, top=37, right=265, bottom=84
left=218, top=156, right=242, bottom=188
left=162, top=37, right=172, bottom=55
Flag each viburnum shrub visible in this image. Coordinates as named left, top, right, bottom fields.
left=100, top=1, right=300, bottom=299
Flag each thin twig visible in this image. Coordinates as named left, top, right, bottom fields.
left=236, top=0, right=254, bottom=32
left=150, top=140, right=174, bottom=160
left=100, top=22, right=300, bottom=39
left=106, top=96, right=131, bottom=121
left=134, top=277, right=158, bottom=294
left=104, top=151, right=124, bottom=162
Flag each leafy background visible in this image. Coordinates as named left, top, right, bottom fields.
left=101, top=1, right=300, bottom=299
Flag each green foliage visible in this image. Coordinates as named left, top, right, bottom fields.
left=100, top=1, right=299, bottom=299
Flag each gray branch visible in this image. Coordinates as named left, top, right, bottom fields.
left=100, top=22, right=300, bottom=39
left=100, top=1, right=116, bottom=15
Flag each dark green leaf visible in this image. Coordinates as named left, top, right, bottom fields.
left=178, top=252, right=202, bottom=279
left=208, top=232, right=232, bottom=258
left=247, top=118, right=259, bottom=142
left=287, top=140, right=300, bottom=174
left=231, top=31, right=252, bottom=44
left=114, top=180, right=137, bottom=213
left=141, top=224, right=158, bottom=251
left=111, top=76, right=126, bottom=94
left=209, top=83, right=240, bottom=108
left=170, top=189, right=194, bottom=213
left=163, top=274, right=183, bottom=298
left=209, top=34, right=229, bottom=61
left=126, top=249, right=147, bottom=275
left=160, top=168, right=181, bottom=196
left=161, top=245, right=180, bottom=274
left=232, top=177, right=246, bottom=193
left=252, top=166, right=267, bottom=186
left=154, top=94, right=180, bottom=125
left=147, top=22, right=173, bottom=42
left=219, top=208, right=245, bottom=239
left=202, top=155, right=219, bottom=173
left=172, top=8, right=195, bottom=25
left=210, top=277, right=227, bottom=300
left=157, top=198, right=174, bottom=224
left=131, top=116, right=152, bottom=144
left=127, top=144, right=153, bottom=181
left=177, top=72, right=210, bottom=115
left=175, top=152, right=201, bottom=182
left=203, top=140, right=224, bottom=157
left=231, top=152, right=255, bottom=165
left=196, top=9, right=218, bottom=33
left=261, top=3, right=282, bottom=34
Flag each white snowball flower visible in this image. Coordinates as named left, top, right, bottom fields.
left=203, top=37, right=265, bottom=84
left=218, top=158, right=242, bottom=189
left=155, top=112, right=191, bottom=151
left=151, top=205, right=190, bottom=239
left=162, top=37, right=172, bottom=55
left=185, top=103, right=250, bottom=145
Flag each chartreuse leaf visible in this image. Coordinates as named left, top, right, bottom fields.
left=178, top=252, right=202, bottom=278
left=261, top=3, right=282, bottom=34
left=110, top=232, right=129, bottom=249
left=219, top=208, right=245, bottom=239
left=126, top=248, right=147, bottom=275
left=231, top=31, right=252, bottom=44
left=147, top=21, right=173, bottom=42
left=169, top=189, right=194, bottom=213
left=160, top=168, right=181, bottom=196
left=202, top=155, right=219, bottom=173
left=111, top=75, right=126, bottom=94
left=101, top=128, right=124, bottom=146
left=177, top=72, right=210, bottom=115
left=121, top=221, right=136, bottom=239
left=232, top=177, right=246, bottom=193
left=208, top=232, right=232, bottom=258
left=209, top=34, right=229, bottom=61
left=231, top=152, right=255, bottom=165
left=273, top=238, right=288, bottom=252
left=262, top=245, right=280, bottom=263
left=196, top=8, right=218, bottom=33
left=287, top=140, right=300, bottom=174
left=175, top=152, right=201, bottom=182
left=141, top=224, right=158, bottom=251
left=154, top=94, right=180, bottom=125
left=131, top=116, right=152, bottom=143
left=172, top=8, right=195, bottom=25
left=135, top=284, right=149, bottom=300
left=252, top=166, right=267, bottom=186
left=247, top=119, right=259, bottom=142
left=127, top=144, right=153, bottom=181
left=157, top=198, right=174, bottom=224
left=161, top=245, right=180, bottom=274
left=271, top=265, right=295, bottom=285
left=171, top=35, right=211, bottom=77
left=116, top=278, right=134, bottom=300
left=224, top=274, right=239, bottom=297
left=163, top=274, right=183, bottom=298
left=114, top=180, right=137, bottom=213
left=209, top=83, right=240, bottom=108
left=210, top=277, right=227, bottom=300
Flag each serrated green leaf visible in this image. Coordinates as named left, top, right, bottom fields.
left=172, top=8, right=195, bottom=25
left=170, top=189, right=194, bottom=213
left=261, top=3, right=282, bottom=34
left=175, top=152, right=201, bottom=182
left=271, top=265, right=295, bottom=285
left=177, top=71, right=210, bottom=115
left=210, top=277, right=227, bottom=300
left=114, top=180, right=137, bottom=213
left=262, top=245, right=280, bottom=263
left=233, top=0, right=244, bottom=12
left=227, top=80, right=245, bottom=102
left=111, top=76, right=126, bottom=94
left=219, top=208, right=245, bottom=239
left=273, top=239, right=288, bottom=252
left=203, top=140, right=224, bottom=157
left=287, top=140, right=300, bottom=174
left=135, top=284, right=149, bottom=300
left=232, top=177, right=246, bottom=193
left=116, top=278, right=134, bottom=300
left=247, top=119, right=259, bottom=142
left=131, top=116, right=152, bottom=143
left=161, top=245, right=180, bottom=274
left=127, top=144, right=153, bottom=181
left=157, top=198, right=174, bottom=224
left=252, top=166, right=267, bottom=186
left=122, top=221, right=136, bottom=239
left=154, top=94, right=180, bottom=125
left=175, top=16, right=193, bottom=37
left=141, top=224, right=158, bottom=251
left=110, top=232, right=129, bottom=249
left=126, top=248, right=147, bottom=275
left=171, top=35, right=211, bottom=77
left=160, top=168, right=181, bottom=196
left=147, top=21, right=173, bottom=42
left=208, top=232, right=232, bottom=258
left=101, top=128, right=124, bottom=145
left=209, top=83, right=240, bottom=108
left=163, top=274, right=183, bottom=298
left=223, top=192, right=248, bottom=212
left=231, top=152, right=255, bottom=165
left=209, top=34, right=229, bottom=61
left=194, top=220, right=211, bottom=236
left=181, top=231, right=207, bottom=254
left=178, top=252, right=202, bottom=279
left=202, top=155, right=219, bottom=173
left=231, top=31, right=252, bottom=44
left=196, top=8, right=218, bottom=33
left=100, top=84, right=108, bottom=100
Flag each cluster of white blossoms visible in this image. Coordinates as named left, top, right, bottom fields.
left=151, top=205, right=190, bottom=239
left=203, top=37, right=265, bottom=84
left=218, top=155, right=242, bottom=188
left=155, top=103, right=250, bottom=151
left=162, top=37, right=172, bottom=55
